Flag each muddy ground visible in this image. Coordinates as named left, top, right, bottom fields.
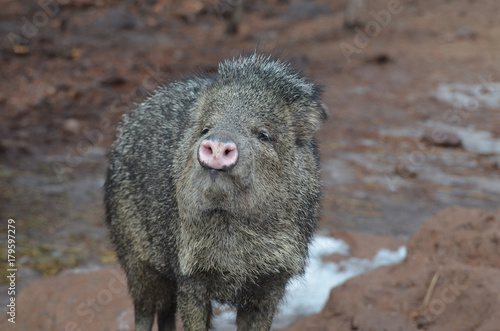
left=0, top=0, right=499, bottom=328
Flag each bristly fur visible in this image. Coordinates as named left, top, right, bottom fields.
left=105, top=53, right=327, bottom=331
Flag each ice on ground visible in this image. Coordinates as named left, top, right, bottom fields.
left=455, top=129, right=500, bottom=155
left=117, top=309, right=133, bottom=331
left=435, top=82, right=500, bottom=109
left=381, top=81, right=500, bottom=155
left=211, top=235, right=407, bottom=330
left=432, top=83, right=500, bottom=154
left=381, top=120, right=500, bottom=155
left=423, top=121, right=500, bottom=155
left=308, top=233, right=351, bottom=257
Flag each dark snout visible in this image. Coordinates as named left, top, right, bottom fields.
left=198, top=133, right=239, bottom=171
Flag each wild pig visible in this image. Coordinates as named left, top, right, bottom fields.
left=104, top=54, right=327, bottom=331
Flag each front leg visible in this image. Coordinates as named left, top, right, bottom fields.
left=177, top=277, right=212, bottom=331
left=236, top=276, right=289, bottom=331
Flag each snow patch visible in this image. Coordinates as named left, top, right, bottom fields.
left=211, top=235, right=406, bottom=330
left=61, top=265, right=106, bottom=275
left=381, top=120, right=500, bottom=156
left=423, top=121, right=500, bottom=155
left=435, top=82, right=500, bottom=109
left=117, top=309, right=133, bottom=330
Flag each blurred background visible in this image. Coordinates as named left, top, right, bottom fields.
left=1, top=0, right=499, bottom=330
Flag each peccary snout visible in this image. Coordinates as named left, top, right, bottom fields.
left=198, top=133, right=238, bottom=171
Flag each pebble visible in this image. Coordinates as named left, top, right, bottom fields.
left=421, top=128, right=462, bottom=148
left=62, top=118, right=82, bottom=135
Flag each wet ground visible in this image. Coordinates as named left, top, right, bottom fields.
left=1, top=0, right=499, bottom=312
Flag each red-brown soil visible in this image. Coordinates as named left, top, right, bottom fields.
left=1, top=0, right=499, bottom=329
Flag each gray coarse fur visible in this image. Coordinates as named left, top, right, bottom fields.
left=104, top=53, right=327, bottom=331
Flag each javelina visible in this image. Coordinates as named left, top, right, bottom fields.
left=104, top=54, right=327, bottom=331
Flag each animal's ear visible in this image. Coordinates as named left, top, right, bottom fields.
left=293, top=100, right=328, bottom=143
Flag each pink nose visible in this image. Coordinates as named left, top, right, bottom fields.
left=198, top=135, right=238, bottom=171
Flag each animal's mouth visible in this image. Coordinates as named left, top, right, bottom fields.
left=207, top=168, right=225, bottom=181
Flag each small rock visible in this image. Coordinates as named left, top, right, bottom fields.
left=68, top=88, right=83, bottom=100
left=45, top=85, right=57, bottom=96
left=394, top=163, right=418, bottom=179
left=70, top=48, right=83, bottom=59
left=421, top=128, right=462, bottom=148
left=100, top=75, right=127, bottom=86
left=12, top=44, right=30, bottom=55
left=62, top=118, right=82, bottom=135
left=366, top=53, right=393, bottom=65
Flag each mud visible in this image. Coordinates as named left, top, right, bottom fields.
left=1, top=0, right=499, bottom=327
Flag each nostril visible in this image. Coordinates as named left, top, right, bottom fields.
left=200, top=142, right=213, bottom=156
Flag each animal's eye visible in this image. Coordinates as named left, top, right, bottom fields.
left=257, top=131, right=272, bottom=143
left=200, top=127, right=210, bottom=136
